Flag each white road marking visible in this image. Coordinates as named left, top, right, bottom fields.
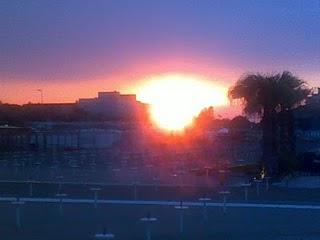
left=0, top=197, right=320, bottom=210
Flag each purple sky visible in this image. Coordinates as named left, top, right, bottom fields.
left=0, top=0, right=319, bottom=104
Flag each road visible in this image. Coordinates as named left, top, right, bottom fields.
left=1, top=197, right=320, bottom=240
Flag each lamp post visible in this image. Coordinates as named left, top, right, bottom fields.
left=90, top=187, right=101, bottom=208
left=199, top=197, right=211, bottom=221
left=56, top=193, right=67, bottom=215
left=204, top=166, right=212, bottom=181
left=219, top=191, right=230, bottom=213
left=174, top=201, right=189, bottom=234
left=140, top=212, right=157, bottom=240
left=264, top=176, right=272, bottom=191
left=254, top=179, right=263, bottom=197
left=37, top=89, right=43, bottom=104
left=11, top=199, right=25, bottom=228
left=56, top=175, right=64, bottom=194
left=131, top=181, right=139, bottom=200
left=218, top=169, right=230, bottom=187
left=50, top=165, right=58, bottom=179
left=71, top=164, right=79, bottom=178
left=131, top=166, right=139, bottom=200
left=203, top=166, right=213, bottom=194
left=240, top=183, right=251, bottom=201
left=146, top=164, right=154, bottom=179
left=172, top=170, right=186, bottom=195
left=112, top=168, right=120, bottom=183
left=13, top=161, right=20, bottom=177
left=29, top=181, right=34, bottom=197
left=152, top=176, right=159, bottom=192
left=34, top=161, right=41, bottom=179
left=90, top=160, right=97, bottom=173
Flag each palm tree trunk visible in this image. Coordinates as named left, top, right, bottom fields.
left=262, top=109, right=279, bottom=176
left=287, top=109, right=296, bottom=155
left=278, top=109, right=297, bottom=174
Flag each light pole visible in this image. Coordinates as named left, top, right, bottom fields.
left=34, top=161, right=41, bottom=180
left=90, top=187, right=101, bottom=208
left=254, top=179, right=263, bottom=197
left=71, top=164, right=79, bottom=178
left=11, top=199, right=25, bottom=228
left=199, top=197, right=211, bottom=221
left=140, top=212, right=157, bottom=240
left=37, top=89, right=43, bottom=104
left=174, top=201, right=189, bottom=234
left=56, top=193, right=67, bottom=215
left=146, top=164, right=154, bottom=179
left=240, top=183, right=251, bottom=201
left=29, top=181, right=34, bottom=197
left=131, top=166, right=139, bottom=200
left=152, top=176, right=159, bottom=192
left=112, top=168, right=120, bottom=183
left=13, top=161, right=20, bottom=177
left=131, top=181, right=139, bottom=200
left=219, top=190, right=230, bottom=213
left=218, top=169, right=230, bottom=187
left=265, top=176, right=272, bottom=191
left=204, top=166, right=212, bottom=183
left=56, top=175, right=64, bottom=194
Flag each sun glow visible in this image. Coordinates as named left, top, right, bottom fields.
left=138, top=74, right=228, bottom=132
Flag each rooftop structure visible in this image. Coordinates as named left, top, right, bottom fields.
left=77, top=91, right=146, bottom=121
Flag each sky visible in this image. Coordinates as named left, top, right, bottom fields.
left=0, top=0, right=320, bottom=105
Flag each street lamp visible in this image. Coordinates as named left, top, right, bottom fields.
left=112, top=168, right=121, bottom=183
left=218, top=169, right=230, bottom=187
left=152, top=176, right=159, bottom=192
left=56, top=193, right=67, bottom=215
left=239, top=183, right=251, bottom=201
left=199, top=197, right=211, bottom=220
left=28, top=181, right=34, bottom=197
left=131, top=181, right=140, bottom=200
left=90, top=187, right=101, bottom=208
left=264, top=176, right=272, bottom=191
left=140, top=212, right=157, bottom=240
left=253, top=179, right=263, bottom=197
left=11, top=199, right=25, bottom=228
left=131, top=166, right=140, bottom=200
left=56, top=175, right=64, bottom=194
left=219, top=190, right=230, bottom=213
left=37, top=89, right=43, bottom=104
left=174, top=201, right=189, bottom=234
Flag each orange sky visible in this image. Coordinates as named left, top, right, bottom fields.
left=0, top=56, right=314, bottom=120
left=1, top=57, right=240, bottom=105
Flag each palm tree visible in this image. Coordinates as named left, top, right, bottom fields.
left=228, top=71, right=310, bottom=176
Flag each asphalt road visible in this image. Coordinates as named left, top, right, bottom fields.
left=1, top=180, right=320, bottom=205
left=1, top=153, right=320, bottom=239
left=1, top=199, right=320, bottom=240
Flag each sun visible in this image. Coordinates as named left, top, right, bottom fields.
left=137, top=73, right=228, bottom=132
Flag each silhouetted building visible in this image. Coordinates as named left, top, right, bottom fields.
left=77, top=91, right=147, bottom=121
left=294, top=89, right=320, bottom=154
left=0, top=125, right=33, bottom=150
left=0, top=91, right=148, bottom=124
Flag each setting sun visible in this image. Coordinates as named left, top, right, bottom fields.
left=138, top=74, right=228, bottom=131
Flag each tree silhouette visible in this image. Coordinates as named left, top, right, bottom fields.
left=229, top=71, right=310, bottom=176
